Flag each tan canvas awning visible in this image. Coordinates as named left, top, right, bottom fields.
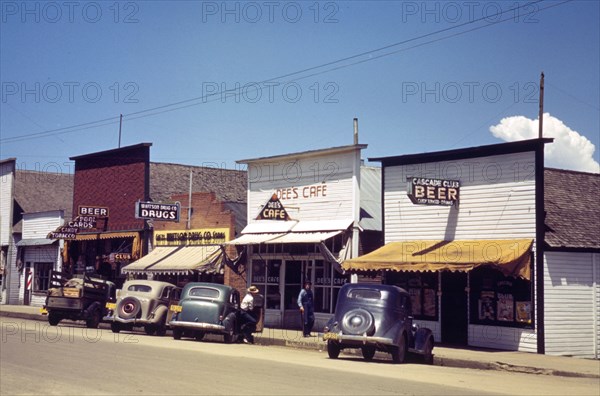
left=76, top=231, right=139, bottom=241
left=145, top=245, right=222, bottom=275
left=121, top=247, right=181, bottom=274
left=343, top=239, right=533, bottom=280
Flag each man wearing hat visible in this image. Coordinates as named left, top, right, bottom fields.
left=240, top=285, right=260, bottom=343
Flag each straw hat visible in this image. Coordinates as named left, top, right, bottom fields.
left=247, top=285, right=260, bottom=294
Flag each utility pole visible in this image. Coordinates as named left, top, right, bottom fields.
left=538, top=73, right=544, bottom=138
left=118, top=114, right=123, bottom=148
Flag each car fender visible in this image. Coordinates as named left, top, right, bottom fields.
left=150, top=304, right=168, bottom=324
left=412, top=327, right=434, bottom=352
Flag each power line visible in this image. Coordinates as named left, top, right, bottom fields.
left=1, top=0, right=570, bottom=144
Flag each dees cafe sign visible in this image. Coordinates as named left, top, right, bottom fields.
left=256, top=194, right=290, bottom=221
left=407, top=177, right=460, bottom=206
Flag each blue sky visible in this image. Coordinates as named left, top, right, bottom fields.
left=1, top=0, right=599, bottom=174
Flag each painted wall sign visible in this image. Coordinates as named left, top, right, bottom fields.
left=78, top=206, right=109, bottom=217
left=256, top=194, right=290, bottom=221
left=407, top=177, right=460, bottom=206
left=135, top=201, right=180, bottom=222
left=276, top=183, right=328, bottom=201
left=154, top=228, right=229, bottom=246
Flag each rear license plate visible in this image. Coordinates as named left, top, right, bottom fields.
left=170, top=305, right=182, bottom=313
left=105, top=302, right=116, bottom=310
left=323, top=332, right=339, bottom=341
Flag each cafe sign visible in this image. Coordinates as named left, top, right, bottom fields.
left=256, top=194, right=290, bottom=221
left=407, top=177, right=460, bottom=206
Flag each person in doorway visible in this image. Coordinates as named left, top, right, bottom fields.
left=297, top=281, right=315, bottom=337
left=240, top=285, right=260, bottom=344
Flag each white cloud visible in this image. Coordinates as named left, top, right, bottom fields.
left=490, top=113, right=599, bottom=173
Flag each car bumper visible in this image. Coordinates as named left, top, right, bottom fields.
left=169, top=320, right=226, bottom=332
left=319, top=332, right=396, bottom=346
left=103, top=316, right=154, bottom=325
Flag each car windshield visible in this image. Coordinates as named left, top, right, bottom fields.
left=347, top=288, right=381, bottom=300
left=127, top=284, right=152, bottom=293
left=189, top=287, right=220, bottom=299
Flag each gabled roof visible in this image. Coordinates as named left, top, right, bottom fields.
left=150, top=162, right=246, bottom=204
left=544, top=168, right=600, bottom=250
left=14, top=170, right=74, bottom=218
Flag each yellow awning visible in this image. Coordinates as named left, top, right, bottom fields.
left=343, top=239, right=533, bottom=280
left=76, top=231, right=140, bottom=241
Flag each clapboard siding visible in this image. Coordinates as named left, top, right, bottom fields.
left=0, top=161, right=15, bottom=245
left=22, top=211, right=64, bottom=240
left=247, top=150, right=357, bottom=222
left=595, top=253, right=599, bottom=359
left=384, top=152, right=536, bottom=242
left=544, top=251, right=597, bottom=358
left=469, top=325, right=537, bottom=352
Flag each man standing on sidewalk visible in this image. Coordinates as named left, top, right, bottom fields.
left=298, top=281, right=314, bottom=337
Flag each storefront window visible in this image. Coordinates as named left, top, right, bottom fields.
left=387, top=271, right=438, bottom=320
left=252, top=259, right=282, bottom=309
left=470, top=267, right=533, bottom=328
left=312, top=260, right=349, bottom=314
left=34, top=262, right=53, bottom=292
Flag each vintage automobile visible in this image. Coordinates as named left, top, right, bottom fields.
left=104, top=280, right=181, bottom=336
left=169, top=282, right=242, bottom=343
left=321, top=283, right=434, bottom=364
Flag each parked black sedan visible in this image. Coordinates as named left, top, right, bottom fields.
left=321, top=283, right=434, bottom=364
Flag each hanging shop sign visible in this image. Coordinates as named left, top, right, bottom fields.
left=135, top=201, right=180, bottom=222
left=407, top=177, right=460, bottom=206
left=78, top=206, right=109, bottom=217
left=47, top=226, right=79, bottom=240
left=256, top=194, right=290, bottom=221
left=154, top=228, right=229, bottom=246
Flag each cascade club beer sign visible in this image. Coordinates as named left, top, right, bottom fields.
left=256, top=194, right=290, bottom=221
left=407, top=177, right=460, bottom=206
left=135, top=201, right=180, bottom=222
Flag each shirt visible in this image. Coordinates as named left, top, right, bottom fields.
left=241, top=293, right=254, bottom=311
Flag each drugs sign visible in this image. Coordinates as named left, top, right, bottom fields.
left=135, top=201, right=180, bottom=222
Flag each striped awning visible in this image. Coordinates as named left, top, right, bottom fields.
left=121, top=245, right=223, bottom=276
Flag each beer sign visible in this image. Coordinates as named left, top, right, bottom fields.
left=407, top=177, right=460, bottom=206
left=256, top=194, right=290, bottom=221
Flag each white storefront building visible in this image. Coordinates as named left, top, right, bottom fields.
left=344, top=138, right=599, bottom=358
left=228, top=144, right=381, bottom=329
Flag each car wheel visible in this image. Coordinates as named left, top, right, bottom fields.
left=111, top=322, right=121, bottom=333
left=172, top=328, right=182, bottom=340
left=144, top=325, right=156, bottom=336
left=422, top=337, right=434, bottom=365
left=48, top=313, right=61, bottom=326
left=86, top=310, right=100, bottom=329
left=195, top=331, right=205, bottom=341
left=362, top=346, right=376, bottom=361
left=117, top=297, right=141, bottom=320
left=327, top=341, right=341, bottom=359
left=341, top=308, right=375, bottom=335
left=391, top=333, right=407, bottom=364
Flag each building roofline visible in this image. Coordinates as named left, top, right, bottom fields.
left=369, top=138, right=553, bottom=166
left=0, top=158, right=17, bottom=165
left=69, top=143, right=152, bottom=160
left=237, top=144, right=368, bottom=164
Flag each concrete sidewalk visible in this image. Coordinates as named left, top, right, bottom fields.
left=1, top=304, right=598, bottom=379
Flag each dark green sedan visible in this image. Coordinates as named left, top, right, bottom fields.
left=169, top=282, right=240, bottom=343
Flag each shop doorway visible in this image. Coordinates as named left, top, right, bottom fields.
left=441, top=271, right=468, bottom=345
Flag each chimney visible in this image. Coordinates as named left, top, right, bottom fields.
left=353, top=118, right=359, bottom=145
